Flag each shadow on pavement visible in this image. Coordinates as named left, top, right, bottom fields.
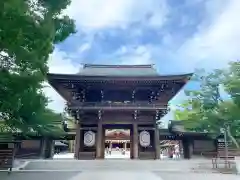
left=0, top=172, right=79, bottom=180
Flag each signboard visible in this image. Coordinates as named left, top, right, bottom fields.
left=139, top=131, right=150, bottom=147
left=84, top=131, right=95, bottom=147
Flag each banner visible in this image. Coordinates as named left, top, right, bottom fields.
left=139, top=130, right=150, bottom=147
left=84, top=131, right=95, bottom=147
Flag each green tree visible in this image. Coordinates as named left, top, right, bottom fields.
left=0, top=0, right=76, bottom=134
left=223, top=61, right=240, bottom=107
left=175, top=63, right=240, bottom=148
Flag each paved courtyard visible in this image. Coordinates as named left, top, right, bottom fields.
left=22, top=159, right=200, bottom=171
left=1, top=171, right=239, bottom=180
left=1, top=152, right=238, bottom=180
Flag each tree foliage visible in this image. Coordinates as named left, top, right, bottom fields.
left=0, top=0, right=76, bottom=134
left=175, top=61, right=240, bottom=148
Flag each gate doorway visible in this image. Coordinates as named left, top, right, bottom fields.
left=74, top=110, right=160, bottom=160
left=160, top=140, right=182, bottom=160
left=103, top=124, right=132, bottom=159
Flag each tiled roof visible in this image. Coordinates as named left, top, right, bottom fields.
left=77, top=64, right=159, bottom=76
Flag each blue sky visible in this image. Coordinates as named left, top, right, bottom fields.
left=44, top=0, right=240, bottom=124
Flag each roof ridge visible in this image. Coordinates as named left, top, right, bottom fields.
left=83, top=64, right=155, bottom=68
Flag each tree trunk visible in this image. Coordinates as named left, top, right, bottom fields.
left=227, top=127, right=240, bottom=149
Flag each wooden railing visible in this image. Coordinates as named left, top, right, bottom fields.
left=0, top=149, right=14, bottom=173
left=201, top=149, right=240, bottom=158
left=69, top=101, right=168, bottom=110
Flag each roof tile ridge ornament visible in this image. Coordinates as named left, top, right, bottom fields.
left=82, top=64, right=155, bottom=69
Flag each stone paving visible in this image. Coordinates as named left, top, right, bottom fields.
left=23, top=159, right=195, bottom=171
left=2, top=152, right=238, bottom=180
left=156, top=172, right=239, bottom=180
left=1, top=171, right=239, bottom=180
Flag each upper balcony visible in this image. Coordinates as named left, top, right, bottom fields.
left=68, top=101, right=168, bottom=111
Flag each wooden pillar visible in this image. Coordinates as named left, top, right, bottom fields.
left=130, top=129, right=134, bottom=159
left=69, top=140, right=74, bottom=153
left=40, top=138, right=47, bottom=158
left=182, top=138, right=192, bottom=159
left=96, top=120, right=103, bottom=159
left=49, top=140, right=55, bottom=158
left=154, top=124, right=160, bottom=159
left=40, top=138, right=53, bottom=159
left=189, top=142, right=193, bottom=158
left=74, top=122, right=81, bottom=159
left=101, top=127, right=105, bottom=158
left=124, top=142, right=127, bottom=151
left=44, top=139, right=54, bottom=159
left=179, top=140, right=183, bottom=157
left=133, top=123, right=138, bottom=159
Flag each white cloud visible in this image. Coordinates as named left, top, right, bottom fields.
left=66, top=0, right=168, bottom=29
left=46, top=0, right=240, bottom=113
left=116, top=45, right=153, bottom=65
left=177, top=0, right=240, bottom=71
left=165, top=0, right=240, bottom=120
left=44, top=49, right=80, bottom=112
left=45, top=0, right=169, bottom=112
left=48, top=49, right=79, bottom=74
left=78, top=43, right=91, bottom=53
